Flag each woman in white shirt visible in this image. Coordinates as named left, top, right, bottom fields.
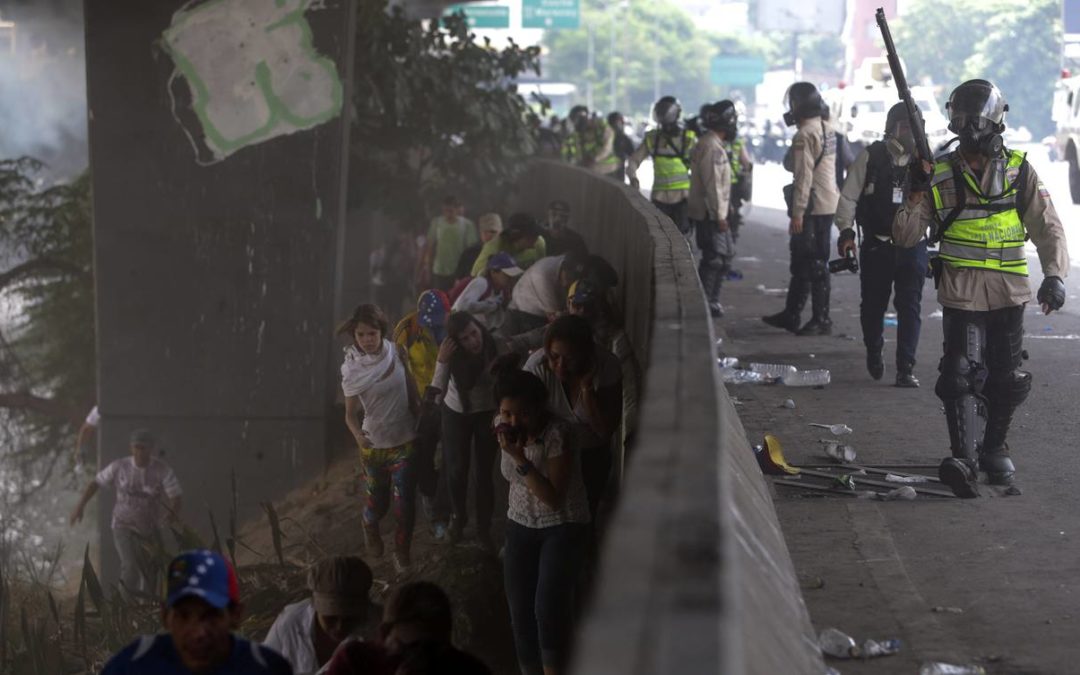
left=338, top=304, right=420, bottom=572
left=494, top=369, right=589, bottom=675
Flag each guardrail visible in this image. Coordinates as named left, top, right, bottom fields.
left=514, top=160, right=823, bottom=674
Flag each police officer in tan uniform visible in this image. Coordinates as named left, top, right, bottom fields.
left=894, top=79, right=1068, bottom=497
left=688, top=102, right=734, bottom=318
left=763, top=82, right=840, bottom=335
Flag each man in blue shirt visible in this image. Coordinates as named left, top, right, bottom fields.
left=102, top=549, right=293, bottom=674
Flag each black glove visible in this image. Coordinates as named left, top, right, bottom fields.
left=908, top=161, right=932, bottom=193
left=1037, top=276, right=1066, bottom=311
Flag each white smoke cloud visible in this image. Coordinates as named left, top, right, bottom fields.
left=0, top=3, right=88, bottom=177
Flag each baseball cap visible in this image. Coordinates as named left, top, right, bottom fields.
left=166, top=549, right=239, bottom=610
left=308, top=556, right=374, bottom=617
left=487, top=252, right=524, bottom=277
left=129, top=429, right=156, bottom=448
left=568, top=279, right=599, bottom=306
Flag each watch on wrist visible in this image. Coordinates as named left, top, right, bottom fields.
left=515, top=461, right=533, bottom=477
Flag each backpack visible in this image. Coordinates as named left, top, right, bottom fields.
left=447, top=276, right=493, bottom=307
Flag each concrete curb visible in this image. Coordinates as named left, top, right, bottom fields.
left=516, top=161, right=823, bottom=674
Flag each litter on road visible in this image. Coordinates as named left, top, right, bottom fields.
left=809, top=423, right=853, bottom=435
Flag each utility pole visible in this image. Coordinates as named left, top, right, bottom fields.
left=653, top=53, right=660, bottom=103
left=587, top=23, right=594, bottom=111
left=609, top=9, right=617, bottom=113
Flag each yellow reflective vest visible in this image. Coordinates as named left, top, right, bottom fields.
left=932, top=149, right=1028, bottom=277
left=644, top=128, right=696, bottom=192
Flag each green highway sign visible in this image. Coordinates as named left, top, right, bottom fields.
left=522, top=0, right=580, bottom=29
left=444, top=4, right=511, bottom=29
left=710, top=55, right=767, bottom=87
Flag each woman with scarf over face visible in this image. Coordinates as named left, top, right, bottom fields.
left=340, top=304, right=421, bottom=573
left=430, top=312, right=507, bottom=549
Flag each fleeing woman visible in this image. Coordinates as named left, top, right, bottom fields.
left=523, top=315, right=622, bottom=522
left=339, top=304, right=420, bottom=573
left=495, top=370, right=590, bottom=675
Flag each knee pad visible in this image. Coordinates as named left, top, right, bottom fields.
left=988, top=369, right=1032, bottom=406
left=935, top=354, right=974, bottom=400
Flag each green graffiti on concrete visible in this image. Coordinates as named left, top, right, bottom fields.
left=163, top=0, right=343, bottom=161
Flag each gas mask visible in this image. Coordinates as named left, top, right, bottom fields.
left=957, top=120, right=1003, bottom=157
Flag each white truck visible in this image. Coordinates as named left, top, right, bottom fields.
left=1052, top=73, right=1080, bottom=203
left=825, top=58, right=950, bottom=153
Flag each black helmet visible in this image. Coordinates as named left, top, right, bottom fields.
left=783, top=82, right=825, bottom=126
left=946, top=79, right=1007, bottom=134
left=568, top=105, right=590, bottom=132
left=700, top=102, right=735, bottom=132
left=885, top=102, right=909, bottom=135
left=653, top=96, right=682, bottom=127
left=714, top=100, right=739, bottom=136
left=947, top=80, right=1008, bottom=156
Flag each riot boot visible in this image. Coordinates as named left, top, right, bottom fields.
left=895, top=364, right=920, bottom=388
left=866, top=345, right=884, bottom=380
left=796, top=278, right=832, bottom=336
left=698, top=263, right=725, bottom=318
left=763, top=276, right=808, bottom=333
left=939, top=457, right=980, bottom=498
left=978, top=445, right=1016, bottom=486
left=939, top=396, right=985, bottom=498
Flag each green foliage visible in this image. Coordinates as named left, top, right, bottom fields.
left=963, top=0, right=1061, bottom=137
left=895, top=0, right=1061, bottom=136
left=0, top=158, right=94, bottom=490
left=351, top=2, right=541, bottom=229
left=544, top=0, right=713, bottom=115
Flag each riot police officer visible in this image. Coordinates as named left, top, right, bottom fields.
left=689, top=102, right=734, bottom=317
left=763, top=82, right=840, bottom=336
left=893, top=79, right=1069, bottom=497
left=836, top=103, right=926, bottom=387
left=627, top=96, right=698, bottom=235
left=561, top=105, right=619, bottom=177
left=714, top=100, right=754, bottom=241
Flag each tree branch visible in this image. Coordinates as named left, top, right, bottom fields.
left=0, top=392, right=80, bottom=426
left=0, top=257, right=90, bottom=293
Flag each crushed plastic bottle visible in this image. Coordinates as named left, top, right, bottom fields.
left=875, top=486, right=917, bottom=501
left=782, top=369, right=831, bottom=387
left=719, top=367, right=766, bottom=384
left=823, top=442, right=857, bottom=463
left=749, top=362, right=798, bottom=379
left=810, top=423, right=853, bottom=435
left=919, top=663, right=986, bottom=675
left=718, top=357, right=740, bottom=368
left=818, top=627, right=859, bottom=658
left=861, top=638, right=901, bottom=658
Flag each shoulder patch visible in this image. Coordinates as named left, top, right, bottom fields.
left=1038, top=181, right=1050, bottom=199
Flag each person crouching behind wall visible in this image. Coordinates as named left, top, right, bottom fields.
left=339, top=304, right=421, bottom=573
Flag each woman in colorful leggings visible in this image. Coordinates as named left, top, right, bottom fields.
left=339, top=304, right=420, bottom=573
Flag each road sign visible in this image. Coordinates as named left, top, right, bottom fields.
left=444, top=4, right=511, bottom=29
left=522, top=0, right=580, bottom=29
left=710, top=55, right=767, bottom=88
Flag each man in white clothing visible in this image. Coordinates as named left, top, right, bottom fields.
left=264, top=556, right=377, bottom=674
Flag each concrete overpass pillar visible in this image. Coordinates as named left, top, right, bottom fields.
left=84, top=0, right=356, bottom=582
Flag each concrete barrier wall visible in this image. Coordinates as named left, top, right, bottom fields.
left=515, top=161, right=823, bottom=674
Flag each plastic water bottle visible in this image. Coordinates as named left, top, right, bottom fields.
left=861, top=638, right=901, bottom=658
left=717, top=357, right=740, bottom=368
left=749, top=362, right=798, bottom=379
left=818, top=628, right=859, bottom=658
left=719, top=367, right=766, bottom=384
left=919, top=664, right=986, bottom=675
left=782, top=369, right=832, bottom=387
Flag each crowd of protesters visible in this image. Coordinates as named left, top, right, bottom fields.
left=77, top=194, right=638, bottom=675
